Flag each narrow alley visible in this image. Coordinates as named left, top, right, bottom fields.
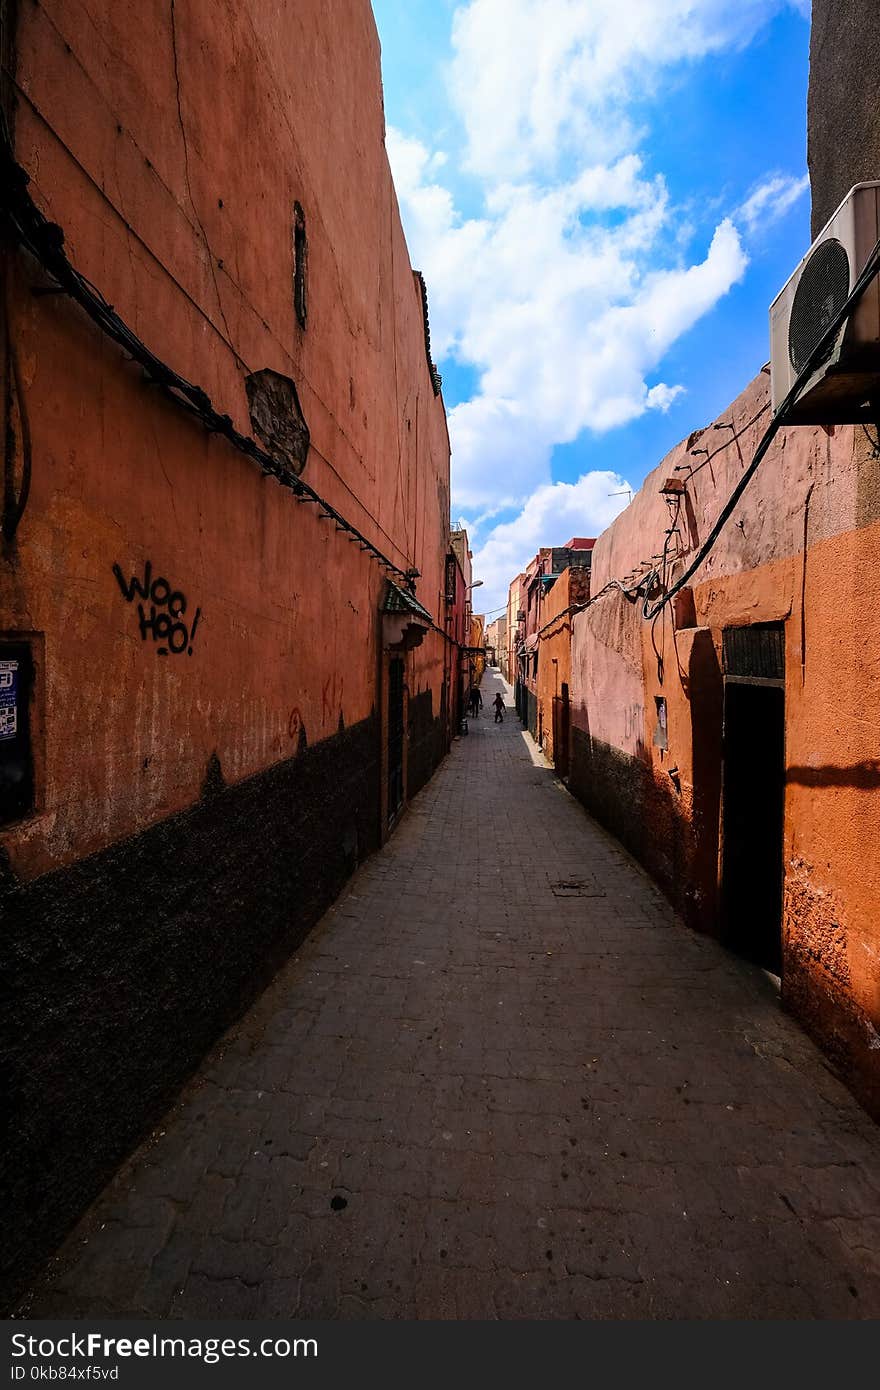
left=22, top=671, right=880, bottom=1321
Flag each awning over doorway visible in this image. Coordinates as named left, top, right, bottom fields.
left=382, top=580, right=432, bottom=651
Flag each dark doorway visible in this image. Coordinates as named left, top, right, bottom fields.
left=387, top=657, right=405, bottom=824
left=720, top=680, right=785, bottom=973
left=552, top=683, right=570, bottom=779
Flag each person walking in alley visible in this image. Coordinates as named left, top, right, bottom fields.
left=469, top=684, right=483, bottom=718
left=493, top=691, right=505, bottom=723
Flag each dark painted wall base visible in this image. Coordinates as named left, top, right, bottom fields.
left=1, top=715, right=383, bottom=1312
left=569, top=727, right=880, bottom=1123
left=566, top=720, right=732, bottom=958
left=515, top=683, right=537, bottom=740
left=569, top=729, right=715, bottom=936
left=408, top=689, right=446, bottom=801
left=785, top=943, right=880, bottom=1124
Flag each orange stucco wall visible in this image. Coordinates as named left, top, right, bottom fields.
left=2, top=0, right=450, bottom=878
left=535, top=567, right=589, bottom=766
left=505, top=573, right=525, bottom=683
left=468, top=613, right=485, bottom=686
left=1, top=0, right=453, bottom=1306
left=570, top=369, right=880, bottom=1115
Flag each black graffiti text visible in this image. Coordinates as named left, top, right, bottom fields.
left=113, top=561, right=201, bottom=656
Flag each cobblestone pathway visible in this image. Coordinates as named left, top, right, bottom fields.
left=24, top=671, right=880, bottom=1319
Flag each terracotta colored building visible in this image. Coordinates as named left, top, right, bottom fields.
left=514, top=542, right=593, bottom=737
left=569, top=374, right=880, bottom=1118
left=505, top=572, right=526, bottom=684
left=1, top=0, right=452, bottom=1305
left=468, top=612, right=486, bottom=690
left=484, top=614, right=506, bottom=668
left=562, top=0, right=880, bottom=1120
left=535, top=563, right=592, bottom=774
left=446, top=528, right=475, bottom=729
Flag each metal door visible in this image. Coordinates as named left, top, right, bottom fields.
left=387, top=657, right=405, bottom=823
left=719, top=624, right=785, bottom=974
left=552, top=683, right=570, bottom=778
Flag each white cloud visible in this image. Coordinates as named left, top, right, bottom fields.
left=450, top=0, right=808, bottom=182
left=737, top=173, right=810, bottom=236
left=391, top=130, right=748, bottom=510
left=472, top=472, right=633, bottom=611
left=384, top=0, right=807, bottom=602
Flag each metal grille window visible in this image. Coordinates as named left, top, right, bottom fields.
left=722, top=623, right=785, bottom=684
left=293, top=202, right=308, bottom=330
left=387, top=658, right=405, bottom=822
left=445, top=554, right=457, bottom=605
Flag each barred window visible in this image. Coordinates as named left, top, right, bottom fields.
left=293, top=201, right=308, bottom=330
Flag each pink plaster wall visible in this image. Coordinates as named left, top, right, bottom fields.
left=2, top=0, right=451, bottom=877
left=570, top=368, right=880, bottom=1115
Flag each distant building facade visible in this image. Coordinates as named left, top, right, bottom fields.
left=484, top=614, right=507, bottom=668
left=514, top=542, right=594, bottom=739
left=446, top=529, right=475, bottom=729
left=505, top=572, right=526, bottom=684
left=535, top=564, right=592, bottom=773
left=468, top=612, right=486, bottom=692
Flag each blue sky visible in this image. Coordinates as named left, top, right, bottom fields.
left=373, top=0, right=812, bottom=609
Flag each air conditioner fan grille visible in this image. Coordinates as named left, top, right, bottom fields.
left=789, top=237, right=850, bottom=374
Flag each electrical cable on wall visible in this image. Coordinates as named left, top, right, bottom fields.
left=642, top=233, right=880, bottom=621
left=3, top=66, right=415, bottom=567
left=2, top=295, right=32, bottom=541
left=536, top=237, right=880, bottom=648
left=535, top=572, right=649, bottom=642
left=861, top=423, right=880, bottom=459
left=10, top=108, right=876, bottom=650
left=541, top=234, right=880, bottom=640
left=683, top=403, right=771, bottom=481
left=0, top=120, right=420, bottom=587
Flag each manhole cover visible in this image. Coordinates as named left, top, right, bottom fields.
left=550, top=879, right=605, bottom=898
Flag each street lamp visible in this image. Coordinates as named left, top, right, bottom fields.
left=465, top=579, right=483, bottom=616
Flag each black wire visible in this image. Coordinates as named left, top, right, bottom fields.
left=643, top=234, right=880, bottom=621
left=683, top=403, right=771, bottom=480
left=650, top=610, right=664, bottom=685
left=536, top=572, right=647, bottom=642
left=0, top=129, right=413, bottom=585
left=861, top=423, right=880, bottom=458
left=648, top=513, right=679, bottom=684
left=3, top=328, right=32, bottom=540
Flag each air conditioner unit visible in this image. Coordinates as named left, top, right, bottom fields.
left=769, top=182, right=880, bottom=424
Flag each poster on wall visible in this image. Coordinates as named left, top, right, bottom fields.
left=0, top=659, right=18, bottom=742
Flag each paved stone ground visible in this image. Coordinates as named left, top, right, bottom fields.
left=21, top=670, right=880, bottom=1319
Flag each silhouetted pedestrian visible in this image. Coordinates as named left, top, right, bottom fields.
left=469, top=685, right=483, bottom=717
left=493, top=692, right=504, bottom=723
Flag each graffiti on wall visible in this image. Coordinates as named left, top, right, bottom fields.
left=113, top=562, right=201, bottom=656
left=623, top=702, right=643, bottom=747
left=322, top=672, right=343, bottom=725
